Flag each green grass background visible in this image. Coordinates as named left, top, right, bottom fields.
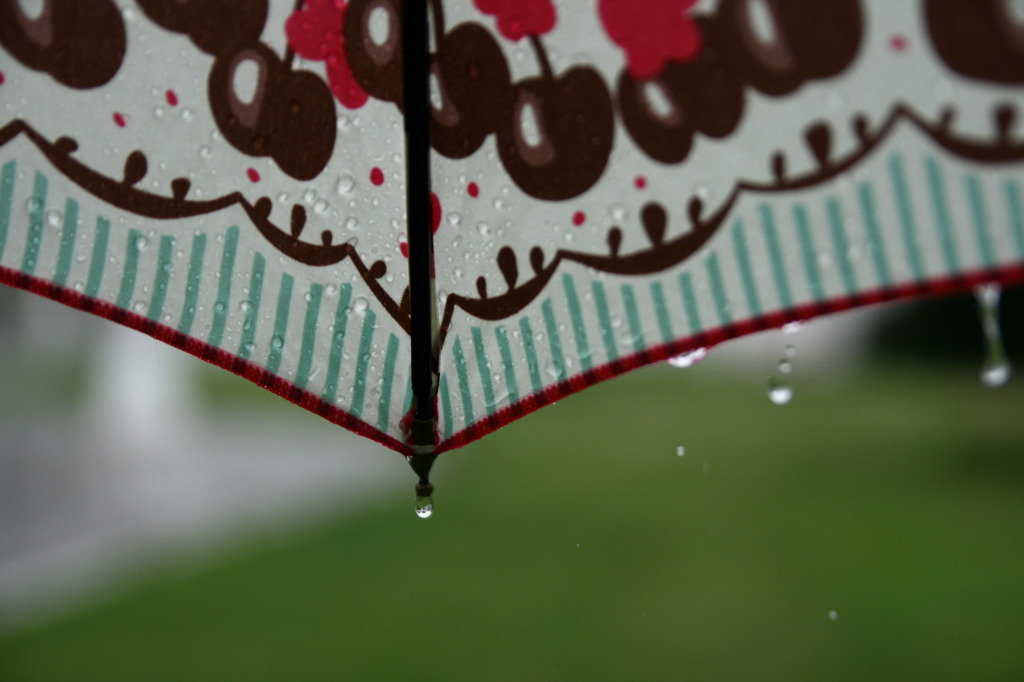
left=2, top=349, right=1023, bottom=681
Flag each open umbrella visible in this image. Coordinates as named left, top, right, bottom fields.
left=2, top=0, right=1023, bottom=513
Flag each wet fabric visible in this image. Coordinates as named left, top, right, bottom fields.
left=1, top=0, right=1023, bottom=453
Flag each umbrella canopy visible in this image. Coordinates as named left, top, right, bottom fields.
left=1, top=1, right=1023, bottom=468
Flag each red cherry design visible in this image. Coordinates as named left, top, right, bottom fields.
left=599, top=0, right=702, bottom=78
left=474, top=0, right=556, bottom=41
left=572, top=211, right=585, bottom=226
left=370, top=167, right=385, bottom=186
left=113, top=112, right=127, bottom=127
left=165, top=89, right=178, bottom=106
left=286, top=0, right=368, bottom=108
left=467, top=181, right=480, bottom=198
left=247, top=168, right=261, bottom=182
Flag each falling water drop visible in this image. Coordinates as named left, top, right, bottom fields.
left=415, top=495, right=434, bottom=518
left=778, top=359, right=793, bottom=374
left=676, top=445, right=686, bottom=457
left=976, top=283, right=1012, bottom=388
left=767, top=376, right=793, bottom=405
left=668, top=347, right=708, bottom=368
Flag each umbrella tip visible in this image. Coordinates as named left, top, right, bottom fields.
left=408, top=423, right=436, bottom=519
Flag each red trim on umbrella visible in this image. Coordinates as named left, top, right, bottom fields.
left=0, top=265, right=412, bottom=456
left=435, top=264, right=1024, bottom=454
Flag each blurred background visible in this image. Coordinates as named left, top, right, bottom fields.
left=0, top=284, right=1022, bottom=681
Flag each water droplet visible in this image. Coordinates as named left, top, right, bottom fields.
left=676, top=445, right=686, bottom=457
left=782, top=321, right=803, bottom=334
left=767, top=377, right=793, bottom=405
left=828, top=610, right=839, bottom=622
left=336, top=174, right=355, bottom=195
left=314, top=198, right=329, bottom=214
left=976, top=283, right=1012, bottom=388
left=778, top=359, right=792, bottom=374
left=46, top=210, right=62, bottom=227
left=668, top=347, right=708, bottom=368
left=134, top=235, right=149, bottom=251
left=344, top=216, right=359, bottom=230
left=784, top=344, right=797, bottom=359
left=214, top=301, right=226, bottom=313
left=25, top=197, right=43, bottom=213
left=180, top=107, right=194, bottom=122
left=271, top=335, right=284, bottom=350
left=447, top=212, right=461, bottom=226
left=415, top=495, right=433, bottom=518
left=353, top=296, right=369, bottom=313
left=477, top=222, right=491, bottom=237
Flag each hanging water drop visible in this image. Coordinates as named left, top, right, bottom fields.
left=668, top=347, right=708, bottom=368
left=676, top=445, right=686, bottom=456
left=767, top=376, right=793, bottom=405
left=415, top=495, right=433, bottom=518
left=976, top=283, right=1012, bottom=388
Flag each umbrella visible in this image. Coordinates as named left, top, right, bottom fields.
left=2, top=0, right=1023, bottom=514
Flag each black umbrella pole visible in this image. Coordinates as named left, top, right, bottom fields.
left=403, top=0, right=437, bottom=472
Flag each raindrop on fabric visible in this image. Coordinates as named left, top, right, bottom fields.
left=976, top=283, right=1012, bottom=388
left=668, top=347, right=708, bottom=368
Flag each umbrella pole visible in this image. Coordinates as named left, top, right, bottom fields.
left=403, top=0, right=438, bottom=507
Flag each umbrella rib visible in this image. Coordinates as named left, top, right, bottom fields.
left=403, top=0, right=440, bottom=454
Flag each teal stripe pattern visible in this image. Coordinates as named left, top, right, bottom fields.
left=760, top=204, right=793, bottom=309
left=732, top=218, right=762, bottom=317
left=238, top=253, right=266, bottom=360
left=85, top=217, right=110, bottom=298
left=402, top=376, right=414, bottom=414
left=321, top=283, right=353, bottom=402
left=452, top=335, right=475, bottom=427
left=925, top=156, right=959, bottom=273
left=0, top=161, right=16, bottom=259
left=472, top=326, right=496, bottom=413
left=147, top=235, right=175, bottom=321
left=294, top=283, right=324, bottom=389
left=21, top=171, right=47, bottom=275
left=857, top=182, right=893, bottom=287
left=376, top=333, right=400, bottom=432
left=439, top=375, right=453, bottom=439
left=793, top=203, right=826, bottom=302
left=562, top=274, right=592, bottom=371
left=966, top=174, right=996, bottom=269
left=650, top=281, right=674, bottom=344
left=890, top=153, right=926, bottom=281
left=116, top=229, right=142, bottom=309
left=592, top=280, right=618, bottom=362
left=349, top=308, right=376, bottom=420
left=542, top=298, right=567, bottom=382
left=1006, top=180, right=1024, bottom=258
left=495, top=325, right=520, bottom=405
left=265, top=273, right=294, bottom=375
left=54, top=198, right=78, bottom=286
left=827, top=198, right=858, bottom=294
left=621, top=284, right=645, bottom=352
left=519, top=317, right=543, bottom=395
left=178, top=233, right=206, bottom=334
left=706, top=252, right=732, bottom=325
left=207, top=225, right=239, bottom=348
left=679, top=271, right=703, bottom=334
